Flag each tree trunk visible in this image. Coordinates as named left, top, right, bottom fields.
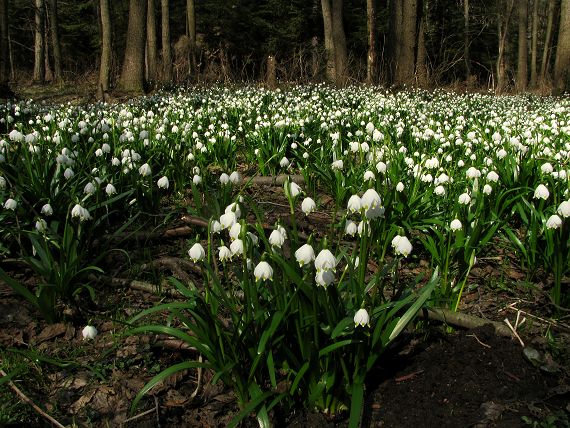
left=529, top=0, right=538, bottom=87
left=161, top=0, right=172, bottom=82
left=321, top=0, right=335, bottom=81
left=366, top=0, right=377, bottom=84
left=388, top=0, right=403, bottom=83
left=146, top=0, right=157, bottom=82
left=331, top=0, right=347, bottom=85
left=553, top=0, right=570, bottom=94
left=119, top=0, right=146, bottom=94
left=416, top=9, right=428, bottom=87
left=516, top=0, right=528, bottom=92
left=33, top=0, right=45, bottom=83
left=496, top=0, right=514, bottom=93
left=394, top=0, right=417, bottom=85
left=186, top=0, right=196, bottom=75
left=47, top=0, right=62, bottom=82
left=540, top=0, right=555, bottom=83
left=266, top=55, right=276, bottom=88
left=0, top=0, right=10, bottom=96
left=463, top=0, right=470, bottom=80
left=98, top=0, right=111, bottom=98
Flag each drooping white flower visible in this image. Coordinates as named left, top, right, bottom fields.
left=3, top=198, right=17, bottom=210
left=284, top=181, right=301, bottom=198
left=315, top=270, right=334, bottom=287
left=219, top=173, right=230, bottom=185
left=71, top=204, right=91, bottom=221
left=41, top=203, right=53, bottom=216
left=534, top=184, right=549, bottom=200
left=295, top=244, right=315, bottom=267
left=230, top=238, right=244, bottom=256
left=466, top=167, right=481, bottom=179
left=157, top=176, right=170, bottom=189
left=331, top=159, right=344, bottom=170
left=483, top=184, right=493, bottom=195
left=458, top=193, right=471, bottom=205
left=486, top=171, right=499, bottom=182
left=254, top=261, right=273, bottom=281
left=105, top=183, right=117, bottom=195
left=188, top=243, right=205, bottom=262
left=541, top=163, right=554, bottom=174
left=347, top=194, right=362, bottom=214
left=82, top=325, right=98, bottom=340
left=363, top=170, right=376, bottom=182
left=450, top=219, right=463, bottom=231
left=353, top=308, right=370, bottom=327
left=376, top=161, right=387, bottom=174
left=361, top=188, right=381, bottom=210
left=35, top=218, right=47, bottom=233
left=64, top=168, right=74, bottom=179
left=84, top=182, right=97, bottom=195
left=269, top=229, right=286, bottom=248
left=315, top=249, right=336, bottom=272
left=193, top=175, right=202, bottom=185
left=229, top=223, right=242, bottom=241
left=279, top=157, right=290, bottom=168
left=0, top=176, right=5, bottom=189
left=139, top=163, right=152, bottom=176
left=396, top=182, right=405, bottom=192
left=434, top=185, right=445, bottom=196
left=229, top=171, right=242, bottom=184
left=557, top=200, right=570, bottom=218
left=220, top=212, right=237, bottom=229
left=225, top=202, right=241, bottom=219
left=546, top=214, right=563, bottom=229
left=301, top=197, right=316, bottom=215
left=391, top=235, right=413, bottom=257
left=218, top=245, right=232, bottom=262
left=211, top=220, right=222, bottom=234
left=345, top=220, right=357, bottom=236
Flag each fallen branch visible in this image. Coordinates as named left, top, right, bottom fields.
left=247, top=174, right=305, bottom=186
left=425, top=307, right=515, bottom=338
left=0, top=368, right=67, bottom=428
left=90, top=274, right=182, bottom=297
left=140, top=256, right=200, bottom=283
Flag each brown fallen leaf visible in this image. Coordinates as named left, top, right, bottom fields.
left=34, top=323, right=67, bottom=344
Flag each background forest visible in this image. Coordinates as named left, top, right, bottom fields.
left=0, top=0, right=569, bottom=97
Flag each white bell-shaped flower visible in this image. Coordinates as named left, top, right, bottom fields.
left=82, top=325, right=98, bottom=340
left=546, top=214, right=563, bottom=229
left=218, top=245, right=232, bottom=262
left=230, top=239, right=244, bottom=256
left=269, top=229, right=286, bottom=248
left=301, top=197, right=316, bottom=215
left=315, top=270, right=334, bottom=287
left=557, top=200, right=570, bottom=218
left=188, top=243, right=205, bottom=262
left=392, top=235, right=413, bottom=257
left=450, top=219, right=462, bottom=231
left=157, top=176, right=169, bottom=189
left=315, top=249, right=336, bottom=272
left=295, top=244, right=315, bottom=267
left=254, top=261, right=273, bottom=281
left=534, top=184, right=549, bottom=200
left=361, top=188, right=381, bottom=210
left=347, top=194, right=362, bottom=214
left=353, top=308, right=370, bottom=327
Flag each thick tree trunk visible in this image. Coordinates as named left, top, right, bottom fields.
left=496, top=0, right=514, bottom=93
left=394, top=0, right=417, bottom=86
left=119, top=0, right=146, bottom=94
left=540, top=0, right=555, bottom=83
left=366, top=0, right=377, bottom=84
left=416, top=11, right=428, bottom=87
left=47, top=0, right=62, bottom=82
left=98, top=0, right=111, bottom=98
left=161, top=0, right=172, bottom=82
left=33, top=0, right=45, bottom=83
left=516, top=0, right=528, bottom=92
left=0, top=0, right=10, bottom=95
left=321, top=0, right=335, bottom=82
left=463, top=0, right=470, bottom=80
left=331, top=0, right=347, bottom=85
left=553, top=0, right=570, bottom=94
left=186, top=0, right=196, bottom=75
left=146, top=0, right=157, bottom=82
left=529, top=0, right=538, bottom=87
left=388, top=0, right=403, bottom=83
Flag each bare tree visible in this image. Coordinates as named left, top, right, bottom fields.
left=47, top=0, right=62, bottom=83
left=186, top=0, right=196, bottom=75
left=98, top=0, right=112, bottom=98
left=146, top=0, right=157, bottom=82
left=553, top=0, right=570, bottom=94
left=0, top=0, right=10, bottom=96
left=321, top=0, right=335, bottom=81
left=529, top=0, right=538, bottom=87
left=366, top=0, right=377, bottom=84
left=161, top=0, right=172, bottom=82
left=119, top=0, right=146, bottom=93
left=516, top=0, right=528, bottom=91
left=496, top=0, right=514, bottom=93
left=33, top=0, right=45, bottom=83
left=392, top=0, right=417, bottom=85
left=540, top=0, right=555, bottom=83
left=463, top=0, right=470, bottom=80
left=416, top=5, right=428, bottom=87
left=331, top=0, right=347, bottom=85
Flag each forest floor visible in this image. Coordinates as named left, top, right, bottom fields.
left=1, top=179, right=569, bottom=428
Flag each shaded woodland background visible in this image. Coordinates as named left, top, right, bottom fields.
left=0, top=0, right=569, bottom=97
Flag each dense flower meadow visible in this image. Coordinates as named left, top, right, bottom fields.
left=1, top=85, right=569, bottom=425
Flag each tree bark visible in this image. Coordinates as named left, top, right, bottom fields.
left=331, top=0, right=347, bottom=85
left=553, top=0, right=570, bottom=94
left=516, top=0, right=528, bottom=92
left=186, top=0, right=196, bottom=75
left=98, top=0, right=112, bottom=98
left=394, top=0, right=417, bottom=86
left=161, top=0, right=172, bottom=82
left=388, top=0, right=403, bottom=83
left=33, top=0, right=45, bottom=83
left=496, top=0, right=514, bottom=93
left=529, top=0, right=538, bottom=87
left=416, top=8, right=428, bottom=87
left=146, top=0, right=157, bottom=82
left=321, top=0, right=335, bottom=82
left=0, top=0, right=10, bottom=95
left=366, top=0, right=377, bottom=84
left=119, top=0, right=146, bottom=94
left=463, top=0, right=471, bottom=80
left=47, top=0, right=62, bottom=82
left=540, top=0, right=555, bottom=83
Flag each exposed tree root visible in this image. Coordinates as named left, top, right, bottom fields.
left=425, top=307, right=515, bottom=338
left=140, top=256, right=200, bottom=283
left=247, top=174, right=305, bottom=186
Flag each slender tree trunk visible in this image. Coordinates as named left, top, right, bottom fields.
left=529, top=0, right=538, bottom=87
left=186, top=0, right=196, bottom=75
left=321, top=0, right=335, bottom=81
left=119, top=0, right=146, bottom=93
left=0, top=0, right=9, bottom=95
left=146, top=0, right=157, bottom=82
left=464, top=0, right=470, bottom=80
left=366, top=0, right=377, bottom=84
left=395, top=0, right=417, bottom=85
left=553, top=0, right=570, bottom=94
left=47, top=0, right=62, bottom=82
left=516, top=0, right=528, bottom=92
left=43, top=15, right=52, bottom=81
left=33, top=0, right=45, bottom=83
left=496, top=0, right=514, bottom=93
left=98, top=0, right=111, bottom=98
left=540, top=0, right=555, bottom=82
left=389, top=0, right=403, bottom=83
left=331, top=0, right=347, bottom=85
left=416, top=7, right=428, bottom=87
left=161, top=0, right=172, bottom=82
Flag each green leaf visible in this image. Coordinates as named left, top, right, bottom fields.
left=289, top=361, right=310, bottom=395
left=0, top=267, right=39, bottom=310
left=227, top=390, right=274, bottom=428
left=348, top=381, right=364, bottom=428
left=331, top=317, right=353, bottom=339
left=257, top=310, right=284, bottom=355
left=318, top=339, right=355, bottom=357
